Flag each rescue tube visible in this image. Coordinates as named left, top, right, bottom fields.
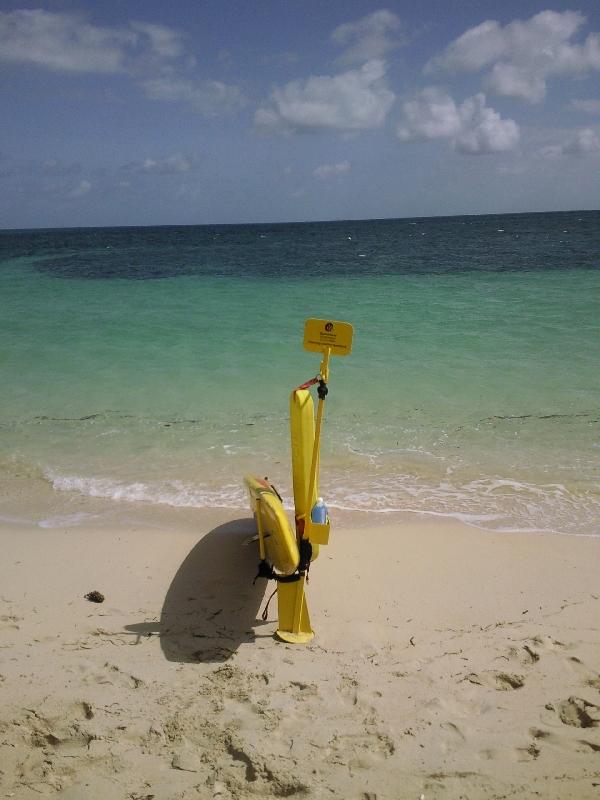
left=290, top=388, right=320, bottom=559
left=244, top=475, right=299, bottom=576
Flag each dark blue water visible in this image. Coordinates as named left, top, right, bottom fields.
left=2, top=210, right=599, bottom=280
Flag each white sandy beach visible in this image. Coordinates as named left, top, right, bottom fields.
left=1, top=512, right=600, bottom=799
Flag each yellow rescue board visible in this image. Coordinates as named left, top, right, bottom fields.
left=244, top=476, right=299, bottom=576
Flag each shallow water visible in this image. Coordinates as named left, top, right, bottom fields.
left=1, top=211, right=599, bottom=534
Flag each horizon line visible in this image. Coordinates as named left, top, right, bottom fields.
left=1, top=207, right=598, bottom=234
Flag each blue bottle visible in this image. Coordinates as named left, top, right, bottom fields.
left=311, top=497, right=328, bottom=524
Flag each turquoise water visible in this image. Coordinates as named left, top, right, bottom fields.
left=1, top=212, right=599, bottom=534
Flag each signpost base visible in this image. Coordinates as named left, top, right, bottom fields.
left=275, top=577, right=314, bottom=644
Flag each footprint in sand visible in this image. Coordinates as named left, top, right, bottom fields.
left=505, top=643, right=540, bottom=666
left=82, top=661, right=144, bottom=689
left=565, top=655, right=600, bottom=691
left=329, top=730, right=395, bottom=768
left=0, top=613, right=22, bottom=647
left=24, top=700, right=97, bottom=752
left=577, top=739, right=600, bottom=753
left=162, top=709, right=308, bottom=798
left=528, top=634, right=567, bottom=651
left=516, top=726, right=571, bottom=762
left=529, top=726, right=554, bottom=742
left=440, top=721, right=466, bottom=742
left=286, top=680, right=319, bottom=699
left=491, top=640, right=542, bottom=672
left=338, top=674, right=359, bottom=706
left=0, top=613, right=21, bottom=631
left=437, top=721, right=468, bottom=756
left=208, top=664, right=271, bottom=699
left=554, top=696, right=600, bottom=728
left=466, top=671, right=525, bottom=691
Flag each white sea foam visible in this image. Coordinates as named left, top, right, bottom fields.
left=38, top=512, right=99, bottom=529
left=44, top=466, right=600, bottom=537
left=48, top=472, right=247, bottom=509
left=323, top=473, right=600, bottom=537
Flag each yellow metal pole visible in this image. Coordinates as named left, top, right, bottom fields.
left=319, top=347, right=331, bottom=384
left=291, top=575, right=305, bottom=634
left=304, top=347, right=331, bottom=533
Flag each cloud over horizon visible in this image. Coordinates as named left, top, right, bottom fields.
left=541, top=127, right=600, bottom=157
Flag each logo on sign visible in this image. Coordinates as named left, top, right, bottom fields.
left=325, top=322, right=334, bottom=332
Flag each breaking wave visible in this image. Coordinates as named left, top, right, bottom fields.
left=43, top=468, right=600, bottom=537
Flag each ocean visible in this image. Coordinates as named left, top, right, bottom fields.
left=1, top=211, right=599, bottom=536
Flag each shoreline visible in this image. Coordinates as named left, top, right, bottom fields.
left=2, top=469, right=599, bottom=540
left=1, top=512, right=599, bottom=798
left=4, top=498, right=599, bottom=540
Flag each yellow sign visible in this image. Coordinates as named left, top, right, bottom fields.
left=303, top=318, right=353, bottom=356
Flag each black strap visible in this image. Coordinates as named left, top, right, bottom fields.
left=261, top=588, right=278, bottom=621
left=253, top=559, right=303, bottom=584
left=263, top=477, right=283, bottom=502
left=253, top=540, right=313, bottom=586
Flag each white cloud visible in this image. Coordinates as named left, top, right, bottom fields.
left=486, top=63, right=547, bottom=104
left=129, top=21, right=185, bottom=60
left=332, top=9, right=403, bottom=66
left=0, top=9, right=187, bottom=74
left=427, top=10, right=600, bottom=103
left=142, top=76, right=244, bottom=116
left=571, top=99, right=600, bottom=115
left=541, top=128, right=600, bottom=158
left=142, top=154, right=194, bottom=174
left=397, top=87, right=461, bottom=140
left=455, top=95, right=520, bottom=154
left=397, top=88, right=520, bottom=154
left=562, top=128, right=600, bottom=154
left=255, top=59, right=395, bottom=134
left=0, top=9, right=133, bottom=72
left=313, top=160, right=351, bottom=178
left=0, top=9, right=245, bottom=118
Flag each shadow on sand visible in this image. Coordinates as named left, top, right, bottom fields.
left=125, top=517, right=269, bottom=663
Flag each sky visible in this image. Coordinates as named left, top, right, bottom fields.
left=1, top=0, right=600, bottom=228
